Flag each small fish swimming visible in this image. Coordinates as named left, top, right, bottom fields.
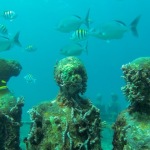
left=0, top=10, right=17, bottom=21
left=0, top=32, right=22, bottom=52
left=91, top=15, right=141, bottom=42
left=56, top=8, right=90, bottom=33
left=70, top=29, right=89, bottom=42
left=25, top=45, right=37, bottom=52
left=60, top=42, right=88, bottom=56
left=24, top=74, right=36, bottom=84
left=0, top=24, right=8, bottom=35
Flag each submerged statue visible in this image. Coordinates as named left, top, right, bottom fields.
left=113, top=57, right=150, bottom=150
left=0, top=58, right=24, bottom=150
left=25, top=56, right=102, bottom=150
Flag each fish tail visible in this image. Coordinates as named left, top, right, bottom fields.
left=13, top=32, right=22, bottom=47
left=84, top=8, right=90, bottom=29
left=130, top=15, right=141, bottom=37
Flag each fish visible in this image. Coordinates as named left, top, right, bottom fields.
left=0, top=10, right=17, bottom=21
left=0, top=24, right=8, bottom=35
left=24, top=74, right=36, bottom=83
left=25, top=45, right=37, bottom=52
left=56, top=8, right=90, bottom=33
left=60, top=42, right=88, bottom=56
left=70, top=29, right=89, bottom=42
left=0, top=32, right=22, bottom=52
left=91, top=15, right=141, bottom=42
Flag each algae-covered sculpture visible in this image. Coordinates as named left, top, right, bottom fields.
left=0, top=59, right=22, bottom=82
left=26, top=56, right=102, bottom=150
left=113, top=57, right=150, bottom=150
left=0, top=58, right=24, bottom=150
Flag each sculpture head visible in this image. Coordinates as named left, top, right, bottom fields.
left=0, top=59, right=22, bottom=84
left=54, top=57, right=87, bottom=95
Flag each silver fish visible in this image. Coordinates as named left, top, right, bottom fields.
left=0, top=10, right=17, bottom=21
left=60, top=42, right=88, bottom=56
left=56, top=8, right=90, bottom=33
left=0, top=24, right=8, bottom=35
left=0, top=32, right=22, bottom=52
left=91, top=15, right=141, bottom=41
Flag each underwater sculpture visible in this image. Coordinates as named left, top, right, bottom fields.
left=26, top=56, right=102, bottom=150
left=0, top=58, right=22, bottom=83
left=0, top=58, right=24, bottom=150
left=113, top=57, right=150, bottom=150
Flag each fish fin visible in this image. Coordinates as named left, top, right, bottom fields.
left=130, top=15, right=141, bottom=37
left=0, top=35, right=9, bottom=40
left=73, top=15, right=81, bottom=19
left=13, top=32, right=22, bottom=47
left=114, top=20, right=127, bottom=26
left=84, top=8, right=90, bottom=29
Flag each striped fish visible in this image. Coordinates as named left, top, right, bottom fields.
left=0, top=10, right=17, bottom=21
left=0, top=24, right=8, bottom=35
left=70, top=29, right=89, bottom=42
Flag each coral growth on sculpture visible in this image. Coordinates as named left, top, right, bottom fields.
left=0, top=58, right=24, bottom=150
left=113, top=57, right=150, bottom=150
left=25, top=56, right=102, bottom=150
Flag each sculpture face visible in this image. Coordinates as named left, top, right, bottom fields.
left=54, top=56, right=87, bottom=95
left=121, top=57, right=150, bottom=113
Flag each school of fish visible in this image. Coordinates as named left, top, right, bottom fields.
left=56, top=9, right=141, bottom=56
left=0, top=8, right=141, bottom=57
